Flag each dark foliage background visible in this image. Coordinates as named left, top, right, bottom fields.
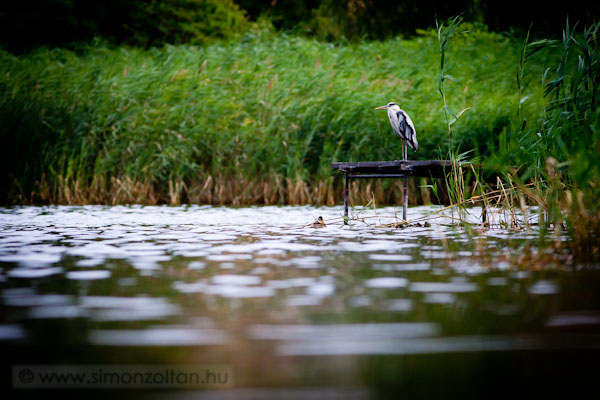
left=1, top=0, right=599, bottom=52
left=0, top=0, right=248, bottom=52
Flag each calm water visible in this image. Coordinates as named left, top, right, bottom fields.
left=1, top=205, right=599, bottom=398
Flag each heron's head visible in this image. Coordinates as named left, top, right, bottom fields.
left=375, top=102, right=397, bottom=110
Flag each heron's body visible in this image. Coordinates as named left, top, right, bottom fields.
left=375, top=102, right=418, bottom=160
left=375, top=102, right=417, bottom=221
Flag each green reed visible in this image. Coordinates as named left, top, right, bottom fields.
left=1, top=25, right=547, bottom=205
left=435, top=16, right=474, bottom=221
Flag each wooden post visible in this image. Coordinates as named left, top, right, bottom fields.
left=481, top=203, right=487, bottom=225
left=332, top=161, right=498, bottom=225
left=403, top=175, right=408, bottom=221
left=344, top=171, right=349, bottom=224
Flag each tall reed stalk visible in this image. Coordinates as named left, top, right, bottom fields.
left=436, top=16, right=471, bottom=221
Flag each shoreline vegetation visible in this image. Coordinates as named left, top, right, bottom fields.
left=2, top=24, right=545, bottom=206
left=1, top=18, right=599, bottom=262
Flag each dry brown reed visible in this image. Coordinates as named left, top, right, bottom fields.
left=24, top=174, right=445, bottom=207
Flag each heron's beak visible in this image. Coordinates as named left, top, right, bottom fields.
left=374, top=105, right=388, bottom=110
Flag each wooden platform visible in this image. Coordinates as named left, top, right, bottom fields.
left=331, top=160, right=463, bottom=222
left=331, top=160, right=454, bottom=179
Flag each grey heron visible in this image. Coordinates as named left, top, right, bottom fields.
left=375, top=102, right=417, bottom=221
left=375, top=102, right=418, bottom=161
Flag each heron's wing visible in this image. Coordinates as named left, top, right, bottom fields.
left=397, top=110, right=418, bottom=151
left=395, top=111, right=408, bottom=139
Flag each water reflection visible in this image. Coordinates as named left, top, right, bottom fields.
left=0, top=205, right=599, bottom=396
left=90, top=325, right=230, bottom=346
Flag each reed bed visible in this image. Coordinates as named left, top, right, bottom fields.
left=427, top=18, right=599, bottom=262
left=1, top=25, right=546, bottom=206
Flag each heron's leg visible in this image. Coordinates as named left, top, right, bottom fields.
left=403, top=142, right=408, bottom=220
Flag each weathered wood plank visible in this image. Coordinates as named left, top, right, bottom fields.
left=331, top=160, right=457, bottom=179
left=331, top=160, right=453, bottom=169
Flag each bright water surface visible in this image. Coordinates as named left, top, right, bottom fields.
left=1, top=205, right=599, bottom=398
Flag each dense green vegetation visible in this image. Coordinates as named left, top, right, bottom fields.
left=0, top=0, right=249, bottom=52
left=1, top=23, right=552, bottom=205
left=3, top=0, right=598, bottom=51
